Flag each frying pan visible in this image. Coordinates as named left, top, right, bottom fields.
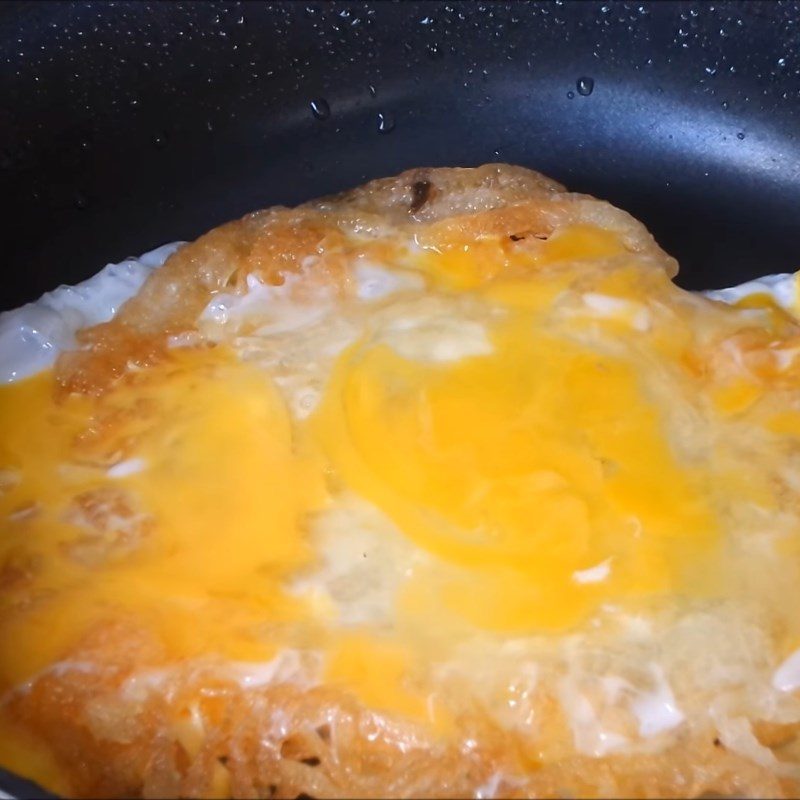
left=1, top=0, right=800, bottom=796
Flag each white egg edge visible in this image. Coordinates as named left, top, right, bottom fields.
left=703, top=272, right=797, bottom=310
left=0, top=241, right=184, bottom=383
left=1, top=243, right=796, bottom=387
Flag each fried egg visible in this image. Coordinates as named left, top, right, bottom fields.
left=1, top=165, right=800, bottom=799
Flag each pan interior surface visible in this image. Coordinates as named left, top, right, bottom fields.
left=2, top=1, right=800, bottom=312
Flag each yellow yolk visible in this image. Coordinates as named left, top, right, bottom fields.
left=732, top=291, right=787, bottom=312
left=0, top=348, right=325, bottom=688
left=711, top=378, right=764, bottom=416
left=724, top=282, right=800, bottom=329
left=416, top=224, right=629, bottom=290
left=314, top=281, right=720, bottom=632
left=0, top=716, right=69, bottom=796
left=325, top=634, right=454, bottom=737
left=327, top=635, right=428, bottom=720
left=766, top=410, right=800, bottom=438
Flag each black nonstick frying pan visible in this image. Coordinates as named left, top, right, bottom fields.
left=1, top=0, right=800, bottom=796
left=3, top=0, right=800, bottom=316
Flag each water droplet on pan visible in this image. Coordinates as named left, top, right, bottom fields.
left=310, top=97, right=330, bottom=120
left=576, top=76, right=594, bottom=96
left=427, top=42, right=443, bottom=59
left=377, top=111, right=395, bottom=133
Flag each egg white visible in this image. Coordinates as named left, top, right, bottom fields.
left=2, top=249, right=800, bottom=768
left=2, top=251, right=795, bottom=386
left=0, top=242, right=183, bottom=383
left=704, top=272, right=798, bottom=310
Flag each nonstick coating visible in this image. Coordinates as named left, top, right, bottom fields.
left=2, top=1, right=800, bottom=315
left=1, top=0, right=800, bottom=795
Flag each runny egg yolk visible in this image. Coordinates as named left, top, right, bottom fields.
left=314, top=315, right=719, bottom=630
left=0, top=348, right=325, bottom=688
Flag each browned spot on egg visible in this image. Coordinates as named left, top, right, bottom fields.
left=61, top=486, right=152, bottom=567
left=0, top=547, right=41, bottom=591
left=409, top=180, right=432, bottom=214
left=315, top=724, right=330, bottom=743
left=752, top=720, right=800, bottom=749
